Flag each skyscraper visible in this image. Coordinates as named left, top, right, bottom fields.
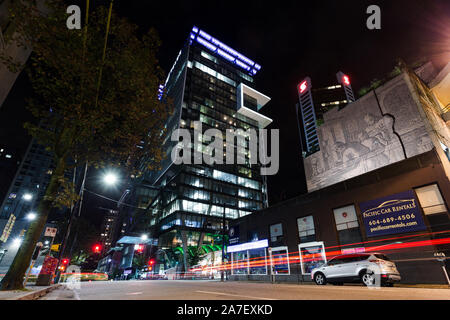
left=128, top=26, right=272, bottom=254
left=296, top=72, right=355, bottom=154
left=0, top=0, right=35, bottom=109
left=0, top=138, right=55, bottom=273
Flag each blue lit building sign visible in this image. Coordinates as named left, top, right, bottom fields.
left=227, top=239, right=269, bottom=253
left=190, top=26, right=261, bottom=75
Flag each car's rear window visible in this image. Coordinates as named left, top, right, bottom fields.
left=374, top=254, right=391, bottom=261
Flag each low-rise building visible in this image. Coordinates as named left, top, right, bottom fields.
left=228, top=62, right=450, bottom=285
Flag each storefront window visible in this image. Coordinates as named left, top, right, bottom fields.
left=232, top=251, right=248, bottom=275
left=270, top=246, right=290, bottom=275
left=248, top=248, right=267, bottom=275
left=298, top=242, right=326, bottom=275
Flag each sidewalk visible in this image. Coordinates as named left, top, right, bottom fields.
left=0, top=284, right=61, bottom=300
left=238, top=280, right=450, bottom=289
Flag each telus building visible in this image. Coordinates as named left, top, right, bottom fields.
left=125, top=27, right=272, bottom=261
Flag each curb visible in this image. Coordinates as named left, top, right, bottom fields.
left=12, top=284, right=62, bottom=300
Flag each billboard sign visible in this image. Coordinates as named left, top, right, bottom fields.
left=228, top=225, right=239, bottom=245
left=359, top=190, right=427, bottom=237
left=0, top=214, right=16, bottom=243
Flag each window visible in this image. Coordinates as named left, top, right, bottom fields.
left=269, top=223, right=283, bottom=243
left=416, top=184, right=450, bottom=233
left=333, top=205, right=362, bottom=246
left=298, top=241, right=326, bottom=274
left=297, top=215, right=315, bottom=243
left=232, top=251, right=248, bottom=275
left=270, top=246, right=290, bottom=275
left=248, top=248, right=267, bottom=275
left=327, top=258, right=343, bottom=266
left=339, top=255, right=366, bottom=263
left=415, top=184, right=447, bottom=215
left=333, top=205, right=359, bottom=230
left=374, top=254, right=391, bottom=261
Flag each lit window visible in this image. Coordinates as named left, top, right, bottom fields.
left=415, top=184, right=447, bottom=215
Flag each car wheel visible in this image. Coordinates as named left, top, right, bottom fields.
left=361, top=272, right=375, bottom=286
left=314, top=273, right=327, bottom=285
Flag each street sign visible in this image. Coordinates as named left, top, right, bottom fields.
left=51, top=244, right=60, bottom=252
left=44, top=227, right=57, bottom=237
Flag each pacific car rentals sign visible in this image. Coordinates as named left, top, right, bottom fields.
left=359, top=190, right=427, bottom=237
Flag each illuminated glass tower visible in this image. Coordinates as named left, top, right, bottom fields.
left=296, top=72, right=355, bottom=154
left=132, top=27, right=272, bottom=252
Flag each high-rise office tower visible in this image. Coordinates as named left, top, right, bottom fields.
left=296, top=72, right=355, bottom=154
left=129, top=26, right=272, bottom=251
left=100, top=209, right=120, bottom=253
left=0, top=138, right=56, bottom=272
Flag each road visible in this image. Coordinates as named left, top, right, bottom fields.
left=40, top=280, right=450, bottom=300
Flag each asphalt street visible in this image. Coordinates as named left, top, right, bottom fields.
left=40, top=280, right=450, bottom=300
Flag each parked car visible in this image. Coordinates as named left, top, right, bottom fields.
left=311, top=253, right=401, bottom=286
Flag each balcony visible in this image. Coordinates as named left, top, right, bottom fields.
left=236, top=83, right=272, bottom=128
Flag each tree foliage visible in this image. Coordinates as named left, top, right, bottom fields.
left=0, top=0, right=171, bottom=289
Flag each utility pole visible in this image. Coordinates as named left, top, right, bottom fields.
left=221, top=207, right=226, bottom=282
left=55, top=161, right=88, bottom=283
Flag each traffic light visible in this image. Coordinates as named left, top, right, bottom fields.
left=93, top=244, right=102, bottom=253
left=148, top=259, right=155, bottom=266
left=58, top=258, right=70, bottom=271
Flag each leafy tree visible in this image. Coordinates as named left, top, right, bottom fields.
left=0, top=0, right=171, bottom=290
left=187, top=246, right=207, bottom=267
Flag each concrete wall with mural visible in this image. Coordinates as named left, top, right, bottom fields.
left=304, top=73, right=435, bottom=192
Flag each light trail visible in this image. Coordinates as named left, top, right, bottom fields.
left=189, top=232, right=450, bottom=274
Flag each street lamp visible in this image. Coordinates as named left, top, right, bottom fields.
left=22, top=193, right=33, bottom=201
left=11, top=237, right=22, bottom=248
left=26, top=212, right=37, bottom=221
left=103, top=172, right=119, bottom=186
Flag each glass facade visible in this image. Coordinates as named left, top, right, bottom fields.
left=135, top=32, right=270, bottom=249
left=0, top=139, right=55, bottom=220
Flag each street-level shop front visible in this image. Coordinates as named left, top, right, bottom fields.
left=228, top=151, right=450, bottom=284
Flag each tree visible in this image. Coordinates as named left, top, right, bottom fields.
left=187, top=246, right=207, bottom=267
left=0, top=0, right=171, bottom=290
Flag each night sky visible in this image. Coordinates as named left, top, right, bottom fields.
left=1, top=0, right=449, bottom=227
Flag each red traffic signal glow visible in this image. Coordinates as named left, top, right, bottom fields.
left=148, top=259, right=155, bottom=265
left=298, top=80, right=308, bottom=93
left=61, top=258, right=69, bottom=265
left=93, top=244, right=102, bottom=253
left=342, top=75, right=350, bottom=85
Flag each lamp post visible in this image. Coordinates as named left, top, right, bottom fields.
left=221, top=207, right=226, bottom=282
left=55, top=165, right=121, bottom=283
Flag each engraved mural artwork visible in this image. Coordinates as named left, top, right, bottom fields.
left=304, top=74, right=434, bottom=192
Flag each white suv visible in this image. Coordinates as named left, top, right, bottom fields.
left=311, top=253, right=401, bottom=287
